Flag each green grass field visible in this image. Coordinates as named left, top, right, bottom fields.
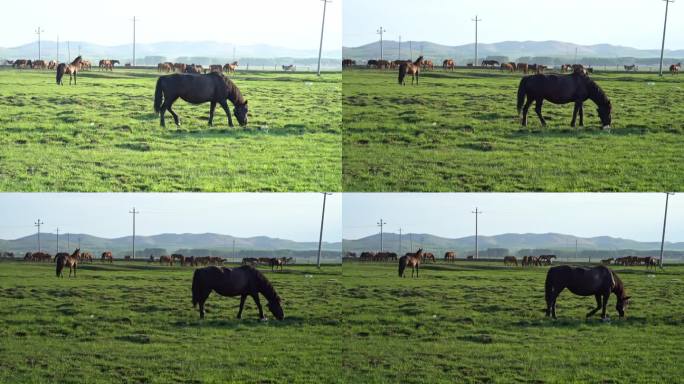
left=0, top=68, right=341, bottom=191
left=0, top=261, right=342, bottom=383
left=341, top=261, right=684, bottom=383
left=343, top=69, right=684, bottom=191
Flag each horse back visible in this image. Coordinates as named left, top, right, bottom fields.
left=159, top=73, right=226, bottom=103
left=197, top=265, right=251, bottom=296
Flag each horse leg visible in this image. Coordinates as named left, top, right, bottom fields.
left=219, top=100, right=234, bottom=127
left=208, top=101, right=217, bottom=126
left=578, top=104, right=584, bottom=126
left=166, top=97, right=181, bottom=126
left=198, top=290, right=210, bottom=319
left=534, top=99, right=546, bottom=126
left=251, top=293, right=265, bottom=320
left=600, top=292, right=610, bottom=320
left=571, top=103, right=579, bottom=127
left=586, top=294, right=602, bottom=318
left=522, top=99, right=533, bottom=126
left=237, top=294, right=247, bottom=319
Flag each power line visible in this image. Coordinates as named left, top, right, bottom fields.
left=34, top=219, right=44, bottom=252
left=472, top=15, right=482, bottom=66
left=659, top=192, right=674, bottom=267
left=659, top=0, right=675, bottom=76
left=472, top=207, right=483, bottom=259
left=316, top=0, right=331, bottom=76
left=377, top=219, right=387, bottom=252
left=317, top=192, right=332, bottom=268
left=377, top=26, right=386, bottom=61
left=35, top=27, right=44, bottom=61
left=130, top=207, right=140, bottom=259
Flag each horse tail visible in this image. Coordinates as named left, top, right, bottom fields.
left=516, top=76, right=528, bottom=115
left=398, top=64, right=406, bottom=85
left=398, top=256, right=407, bottom=277
left=191, top=268, right=201, bottom=307
left=56, top=64, right=65, bottom=85
left=154, top=77, right=164, bottom=114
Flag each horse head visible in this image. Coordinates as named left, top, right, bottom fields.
left=597, top=103, right=612, bottom=129
left=267, top=297, right=284, bottom=320
left=234, top=100, right=249, bottom=126
left=616, top=295, right=631, bottom=317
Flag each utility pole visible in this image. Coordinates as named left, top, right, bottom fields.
left=317, top=0, right=331, bottom=76
left=232, top=239, right=236, bottom=264
left=34, top=219, right=44, bottom=252
left=67, top=233, right=70, bottom=251
left=659, top=0, right=674, bottom=76
left=56, top=227, right=59, bottom=254
left=317, top=193, right=332, bottom=268
left=67, top=41, right=71, bottom=62
left=398, top=228, right=402, bottom=255
left=132, top=16, right=137, bottom=67
left=659, top=193, right=674, bottom=267
left=398, top=35, right=402, bottom=60
left=377, top=26, right=386, bottom=61
left=409, top=40, right=413, bottom=60
left=129, top=207, right=139, bottom=259
left=472, top=208, right=483, bottom=259
left=35, top=27, right=45, bottom=61
left=377, top=219, right=387, bottom=252
left=78, top=236, right=81, bottom=249
left=472, top=15, right=482, bottom=66
left=56, top=35, right=59, bottom=62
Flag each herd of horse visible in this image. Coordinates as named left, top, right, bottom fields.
left=240, top=257, right=294, bottom=272
left=157, top=61, right=239, bottom=74
left=601, top=255, right=660, bottom=269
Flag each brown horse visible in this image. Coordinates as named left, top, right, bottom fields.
left=56, top=56, right=83, bottom=85
left=270, top=257, right=284, bottom=272
left=503, top=256, right=518, bottom=266
left=101, top=251, right=113, bottom=263
left=80, top=252, right=93, bottom=263
left=98, top=59, right=119, bottom=71
left=398, top=248, right=423, bottom=277
left=500, top=63, right=514, bottom=72
left=516, top=63, right=529, bottom=74
left=422, top=252, right=436, bottom=263
left=159, top=255, right=174, bottom=266
left=191, top=265, right=284, bottom=321
left=398, top=56, right=423, bottom=86
left=545, top=265, right=630, bottom=320
left=224, top=61, right=238, bottom=73
left=670, top=63, right=681, bottom=75
left=56, top=249, right=80, bottom=278
left=442, top=59, right=455, bottom=71
left=444, top=251, right=456, bottom=262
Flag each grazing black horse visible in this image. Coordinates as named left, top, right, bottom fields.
left=153, top=72, right=248, bottom=127
left=545, top=265, right=630, bottom=320
left=191, top=265, right=283, bottom=321
left=517, top=72, right=612, bottom=129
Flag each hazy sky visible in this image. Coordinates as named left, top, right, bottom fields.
left=343, top=193, right=682, bottom=243
left=343, top=0, right=684, bottom=49
left=0, top=193, right=341, bottom=242
left=0, top=0, right=342, bottom=50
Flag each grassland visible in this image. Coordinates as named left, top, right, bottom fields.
left=343, top=69, right=684, bottom=191
left=0, top=261, right=342, bottom=383
left=0, top=68, right=341, bottom=191
left=341, top=261, right=684, bottom=383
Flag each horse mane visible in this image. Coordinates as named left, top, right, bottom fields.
left=585, top=78, right=610, bottom=107
left=71, top=56, right=82, bottom=65
left=611, top=271, right=627, bottom=299
left=212, top=72, right=245, bottom=105
left=414, top=56, right=424, bottom=65
left=246, top=266, right=281, bottom=303
left=70, top=248, right=80, bottom=258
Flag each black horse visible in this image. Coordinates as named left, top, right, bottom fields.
left=545, top=265, right=630, bottom=320
left=191, top=265, right=283, bottom=321
left=517, top=72, right=612, bottom=129
left=153, top=72, right=248, bottom=127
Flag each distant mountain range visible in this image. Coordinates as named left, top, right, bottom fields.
left=0, top=40, right=341, bottom=62
left=344, top=232, right=684, bottom=254
left=0, top=233, right=342, bottom=259
left=343, top=40, right=684, bottom=63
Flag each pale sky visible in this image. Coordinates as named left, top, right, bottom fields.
left=343, top=0, right=684, bottom=50
left=0, top=193, right=341, bottom=242
left=343, top=193, right=682, bottom=243
left=0, top=0, right=342, bottom=50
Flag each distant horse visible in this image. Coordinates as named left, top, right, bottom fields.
left=56, top=56, right=83, bottom=85
left=342, top=59, right=355, bottom=69
left=101, top=251, right=113, bottom=264
left=173, top=63, right=187, bottom=73
left=209, top=64, right=222, bottom=73
left=645, top=257, right=659, bottom=270
left=159, top=255, right=173, bottom=266
left=48, top=60, right=57, bottom=70
left=282, top=64, right=296, bottom=71
left=80, top=60, right=92, bottom=71
left=192, top=265, right=284, bottom=321
left=670, top=63, right=681, bottom=75
left=56, top=248, right=80, bottom=278
left=422, top=252, right=436, bottom=263
left=624, top=64, right=638, bottom=72
left=398, top=56, right=424, bottom=86
left=538, top=255, right=557, bottom=265
left=158, top=62, right=173, bottom=73
left=80, top=252, right=93, bottom=263
left=517, top=72, right=612, bottom=129
left=516, top=63, right=529, bottom=74
left=481, top=59, right=499, bottom=67
left=32, top=60, right=46, bottom=69
left=242, top=257, right=258, bottom=266
left=270, top=257, right=284, bottom=272
left=443, top=59, right=455, bottom=71
left=398, top=248, right=423, bottom=278
left=224, top=61, right=239, bottom=73
left=444, top=251, right=456, bottom=262
left=503, top=256, right=518, bottom=266
left=421, top=60, right=434, bottom=71
left=545, top=265, right=630, bottom=320
left=154, top=72, right=249, bottom=127
left=500, top=63, right=514, bottom=72
left=98, top=59, right=119, bottom=71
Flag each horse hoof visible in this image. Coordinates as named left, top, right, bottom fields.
left=602, top=125, right=611, bottom=131
left=260, top=317, right=268, bottom=322
left=601, top=317, right=611, bottom=323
